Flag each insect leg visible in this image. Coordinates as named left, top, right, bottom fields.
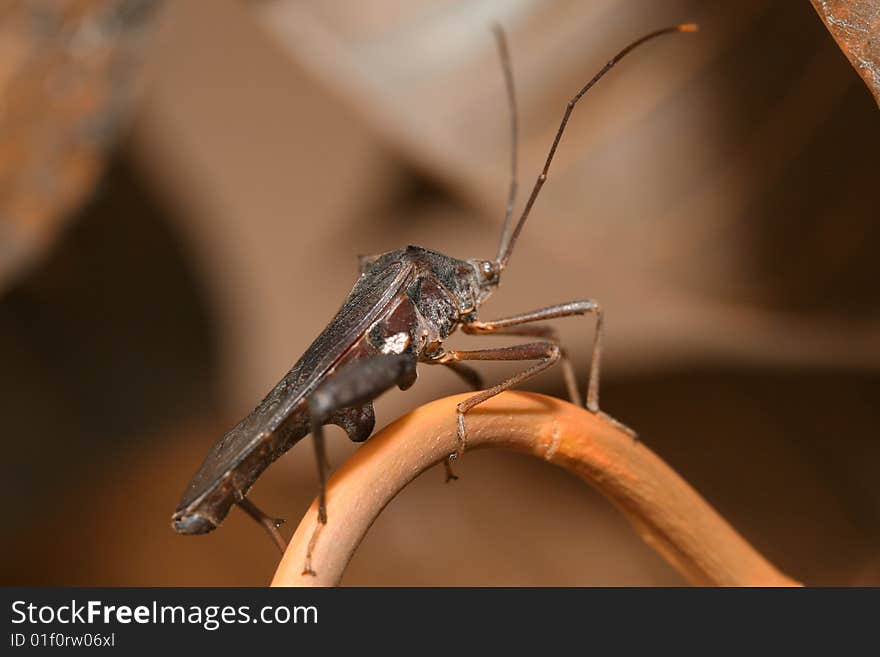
left=437, top=362, right=488, bottom=474
left=443, top=361, right=484, bottom=391
left=463, top=301, right=602, bottom=411
left=463, top=302, right=635, bottom=436
left=303, top=353, right=416, bottom=575
left=310, top=423, right=330, bottom=524
left=234, top=494, right=286, bottom=553
left=463, top=323, right=581, bottom=406
left=428, top=342, right=560, bottom=468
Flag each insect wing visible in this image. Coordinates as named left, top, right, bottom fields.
left=177, top=258, right=415, bottom=510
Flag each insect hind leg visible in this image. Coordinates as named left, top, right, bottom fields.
left=234, top=494, right=287, bottom=553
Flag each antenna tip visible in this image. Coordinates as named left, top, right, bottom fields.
left=678, top=23, right=699, bottom=33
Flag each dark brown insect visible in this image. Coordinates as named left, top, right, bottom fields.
left=172, top=23, right=697, bottom=574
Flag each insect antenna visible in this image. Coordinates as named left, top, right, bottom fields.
left=492, top=23, right=519, bottom=263
left=495, top=22, right=698, bottom=270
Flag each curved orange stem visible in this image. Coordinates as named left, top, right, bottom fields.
left=272, top=392, right=799, bottom=587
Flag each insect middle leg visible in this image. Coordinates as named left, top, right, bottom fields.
left=463, top=323, right=582, bottom=406
left=442, top=361, right=484, bottom=391
left=425, top=341, right=560, bottom=472
left=462, top=300, right=603, bottom=412
left=463, top=301, right=636, bottom=438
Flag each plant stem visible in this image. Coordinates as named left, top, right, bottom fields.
left=271, top=391, right=799, bottom=587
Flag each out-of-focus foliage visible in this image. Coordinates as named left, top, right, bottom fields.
left=811, top=0, right=880, bottom=107
left=0, top=0, right=159, bottom=291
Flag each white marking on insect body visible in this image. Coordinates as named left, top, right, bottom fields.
left=381, top=332, right=410, bottom=355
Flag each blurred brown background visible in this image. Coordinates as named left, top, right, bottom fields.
left=1, top=0, right=878, bottom=586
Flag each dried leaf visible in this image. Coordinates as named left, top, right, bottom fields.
left=811, top=0, right=880, bottom=106
left=0, top=0, right=159, bottom=292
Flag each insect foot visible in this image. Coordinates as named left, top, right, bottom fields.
left=598, top=410, right=639, bottom=444
left=444, top=453, right=459, bottom=483
left=302, top=514, right=327, bottom=577
left=455, top=410, right=468, bottom=457
left=443, top=407, right=470, bottom=482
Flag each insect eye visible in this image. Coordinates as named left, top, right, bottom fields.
left=479, top=261, right=499, bottom=284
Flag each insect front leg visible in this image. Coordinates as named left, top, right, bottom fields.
left=425, top=342, right=560, bottom=476
left=304, top=352, right=416, bottom=575
left=463, top=301, right=636, bottom=437
left=442, top=361, right=484, bottom=391
left=462, top=300, right=603, bottom=412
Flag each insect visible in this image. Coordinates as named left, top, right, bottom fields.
left=172, top=22, right=697, bottom=574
